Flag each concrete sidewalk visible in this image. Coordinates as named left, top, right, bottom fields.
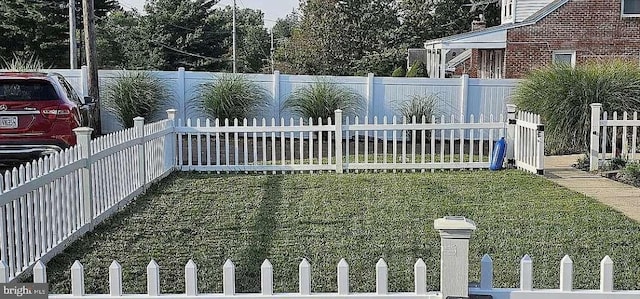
left=544, top=155, right=640, bottom=222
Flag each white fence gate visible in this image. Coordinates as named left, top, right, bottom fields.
left=511, top=109, right=545, bottom=175
left=589, top=103, right=640, bottom=171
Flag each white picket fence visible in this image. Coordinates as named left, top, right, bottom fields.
left=177, top=107, right=544, bottom=174
left=176, top=111, right=506, bottom=173
left=10, top=258, right=441, bottom=299
left=469, top=254, right=636, bottom=299
left=0, top=112, right=176, bottom=281
left=589, top=103, right=640, bottom=171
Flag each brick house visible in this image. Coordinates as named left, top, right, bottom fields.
left=423, top=0, right=640, bottom=78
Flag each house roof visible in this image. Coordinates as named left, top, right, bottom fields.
left=424, top=0, right=570, bottom=49
left=424, top=24, right=512, bottom=49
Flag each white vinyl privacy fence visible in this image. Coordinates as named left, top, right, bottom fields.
left=51, top=68, right=518, bottom=134
left=589, top=103, right=640, bottom=171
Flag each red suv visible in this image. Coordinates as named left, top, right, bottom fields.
left=0, top=72, right=95, bottom=163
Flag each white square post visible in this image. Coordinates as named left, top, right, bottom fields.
left=506, top=104, right=517, bottom=167
left=434, top=216, right=476, bottom=299
left=590, top=103, right=602, bottom=171
left=73, top=127, right=94, bottom=226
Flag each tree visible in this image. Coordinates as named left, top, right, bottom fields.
left=278, top=0, right=401, bottom=76
left=0, top=0, right=119, bottom=68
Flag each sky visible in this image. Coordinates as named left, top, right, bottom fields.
left=117, top=0, right=300, bottom=28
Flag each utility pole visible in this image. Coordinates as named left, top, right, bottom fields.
left=82, top=0, right=101, bottom=133
left=232, top=0, right=237, bottom=73
left=69, top=0, right=77, bottom=69
left=270, top=29, right=274, bottom=74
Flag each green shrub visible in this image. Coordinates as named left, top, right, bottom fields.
left=514, top=60, right=640, bottom=155
left=1, top=53, right=45, bottom=71
left=282, top=79, right=364, bottom=122
left=391, top=66, right=406, bottom=77
left=198, top=73, right=269, bottom=121
left=621, top=162, right=640, bottom=186
left=103, top=71, right=171, bottom=128
left=406, top=60, right=427, bottom=77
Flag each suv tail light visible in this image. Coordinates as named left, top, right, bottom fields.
left=41, top=105, right=72, bottom=120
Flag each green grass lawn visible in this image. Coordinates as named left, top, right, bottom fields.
left=42, top=171, right=640, bottom=294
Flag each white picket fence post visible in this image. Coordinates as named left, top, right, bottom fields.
left=434, top=216, right=476, bottom=299
left=134, top=117, right=146, bottom=187
left=73, top=127, right=94, bottom=226
left=166, top=109, right=178, bottom=170
left=590, top=103, right=602, bottom=171
left=335, top=110, right=343, bottom=173
left=536, top=118, right=545, bottom=175
left=506, top=104, right=517, bottom=166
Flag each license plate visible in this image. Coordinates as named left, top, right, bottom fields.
left=0, top=116, right=18, bottom=129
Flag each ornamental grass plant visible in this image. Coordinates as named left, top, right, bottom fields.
left=514, top=60, right=640, bottom=155
left=103, top=71, right=171, bottom=128
left=198, top=73, right=269, bottom=121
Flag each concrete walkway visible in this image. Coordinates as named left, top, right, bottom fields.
left=544, top=155, right=640, bottom=222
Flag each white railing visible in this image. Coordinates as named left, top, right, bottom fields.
left=470, top=254, right=638, bottom=299
left=0, top=110, right=177, bottom=282
left=589, top=103, right=640, bottom=171
left=176, top=110, right=510, bottom=173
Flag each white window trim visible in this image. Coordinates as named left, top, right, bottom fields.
left=552, top=51, right=576, bottom=67
left=622, top=0, right=640, bottom=17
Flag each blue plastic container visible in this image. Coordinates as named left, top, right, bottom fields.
left=490, top=137, right=507, bottom=171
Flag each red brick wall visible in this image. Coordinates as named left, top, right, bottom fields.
left=454, top=49, right=479, bottom=77
left=505, top=0, right=640, bottom=78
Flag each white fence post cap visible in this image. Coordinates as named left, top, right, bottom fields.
left=434, top=216, right=476, bottom=238
left=73, top=127, right=94, bottom=134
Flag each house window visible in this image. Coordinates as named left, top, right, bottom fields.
left=622, top=0, right=640, bottom=16
left=552, top=51, right=576, bottom=67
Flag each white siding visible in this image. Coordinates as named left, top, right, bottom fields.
left=515, top=0, right=555, bottom=22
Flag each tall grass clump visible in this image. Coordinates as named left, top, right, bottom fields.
left=395, top=93, right=439, bottom=121
left=1, top=53, right=45, bottom=71
left=514, top=60, right=640, bottom=154
left=103, top=71, right=171, bottom=128
left=282, top=79, right=364, bottom=122
left=198, top=73, right=269, bottom=121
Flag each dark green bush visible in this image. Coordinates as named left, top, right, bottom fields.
left=198, top=73, right=269, bottom=121
left=514, top=60, right=640, bottom=155
left=406, top=60, right=427, bottom=77
left=103, top=71, right=171, bottom=128
left=391, top=66, right=406, bottom=77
